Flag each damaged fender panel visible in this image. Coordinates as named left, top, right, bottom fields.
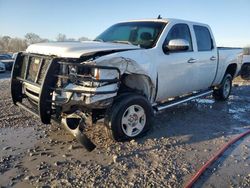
left=95, top=52, right=158, bottom=102
left=123, top=74, right=155, bottom=101
left=51, top=61, right=121, bottom=111
left=51, top=48, right=158, bottom=108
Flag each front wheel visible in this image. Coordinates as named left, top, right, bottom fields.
left=213, top=74, right=232, bottom=101
left=105, top=93, right=153, bottom=141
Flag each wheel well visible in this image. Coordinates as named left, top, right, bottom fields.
left=118, top=74, right=155, bottom=102
left=225, top=63, right=237, bottom=78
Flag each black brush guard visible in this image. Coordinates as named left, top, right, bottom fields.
left=11, top=52, right=120, bottom=151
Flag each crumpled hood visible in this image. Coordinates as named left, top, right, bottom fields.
left=26, top=41, right=140, bottom=58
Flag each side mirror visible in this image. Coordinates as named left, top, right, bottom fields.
left=241, top=63, right=250, bottom=80
left=164, top=39, right=190, bottom=52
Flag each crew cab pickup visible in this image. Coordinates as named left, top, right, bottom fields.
left=11, top=18, right=247, bottom=151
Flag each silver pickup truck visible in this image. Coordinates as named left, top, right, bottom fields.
left=11, top=18, right=250, bottom=151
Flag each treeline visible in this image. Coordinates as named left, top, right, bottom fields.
left=0, top=33, right=90, bottom=53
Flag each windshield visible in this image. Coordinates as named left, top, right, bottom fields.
left=95, top=21, right=166, bottom=49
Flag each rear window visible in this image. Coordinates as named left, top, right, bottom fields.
left=193, top=25, right=213, bottom=51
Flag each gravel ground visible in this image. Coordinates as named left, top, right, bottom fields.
left=0, top=74, right=249, bottom=188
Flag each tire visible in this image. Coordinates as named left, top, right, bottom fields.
left=104, top=93, right=153, bottom=142
left=213, top=74, right=232, bottom=101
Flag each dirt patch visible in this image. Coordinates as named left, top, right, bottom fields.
left=0, top=77, right=250, bottom=187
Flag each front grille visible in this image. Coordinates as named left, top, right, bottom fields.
left=20, top=55, right=28, bottom=78
left=18, top=54, right=52, bottom=85
left=12, top=52, right=61, bottom=124
left=38, top=58, right=51, bottom=84
left=27, top=56, right=40, bottom=82
left=12, top=52, right=120, bottom=124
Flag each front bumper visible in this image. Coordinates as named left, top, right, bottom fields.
left=11, top=52, right=120, bottom=124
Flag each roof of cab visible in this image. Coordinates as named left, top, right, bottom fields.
left=119, top=18, right=208, bottom=27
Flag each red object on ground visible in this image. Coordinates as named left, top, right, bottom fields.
left=185, top=129, right=250, bottom=188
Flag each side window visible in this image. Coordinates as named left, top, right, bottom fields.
left=193, top=25, right=213, bottom=51
left=164, top=24, right=193, bottom=52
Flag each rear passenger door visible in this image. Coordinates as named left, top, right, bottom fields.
left=193, top=25, right=217, bottom=90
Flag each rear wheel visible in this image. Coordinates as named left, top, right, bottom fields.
left=105, top=93, right=153, bottom=141
left=213, top=74, right=232, bottom=101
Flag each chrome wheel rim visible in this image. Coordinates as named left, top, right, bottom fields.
left=121, top=105, right=146, bottom=137
left=223, top=79, right=231, bottom=97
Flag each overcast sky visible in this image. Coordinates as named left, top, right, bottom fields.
left=0, top=0, right=250, bottom=47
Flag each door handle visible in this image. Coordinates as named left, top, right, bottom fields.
left=187, top=58, right=197, bottom=63
left=210, top=56, right=217, bottom=61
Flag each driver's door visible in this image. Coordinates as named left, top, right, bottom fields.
left=156, top=23, right=199, bottom=101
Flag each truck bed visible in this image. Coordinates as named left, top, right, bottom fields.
left=213, top=47, right=243, bottom=85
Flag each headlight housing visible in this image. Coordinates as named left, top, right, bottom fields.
left=60, top=61, right=120, bottom=87
left=91, top=68, right=100, bottom=80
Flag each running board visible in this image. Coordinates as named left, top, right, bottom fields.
left=154, top=90, right=213, bottom=111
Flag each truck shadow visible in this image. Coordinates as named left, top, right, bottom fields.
left=136, top=85, right=250, bottom=148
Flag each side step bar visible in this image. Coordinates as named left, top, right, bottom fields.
left=154, top=90, right=213, bottom=111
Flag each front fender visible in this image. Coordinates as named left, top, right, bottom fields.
left=95, top=49, right=157, bottom=87
left=95, top=50, right=157, bottom=102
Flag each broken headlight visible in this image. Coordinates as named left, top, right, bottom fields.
left=67, top=65, right=100, bottom=87
left=69, top=66, right=78, bottom=83
left=66, top=63, right=119, bottom=87
left=91, top=68, right=100, bottom=80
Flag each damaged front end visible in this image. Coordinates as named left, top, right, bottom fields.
left=11, top=52, right=121, bottom=151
